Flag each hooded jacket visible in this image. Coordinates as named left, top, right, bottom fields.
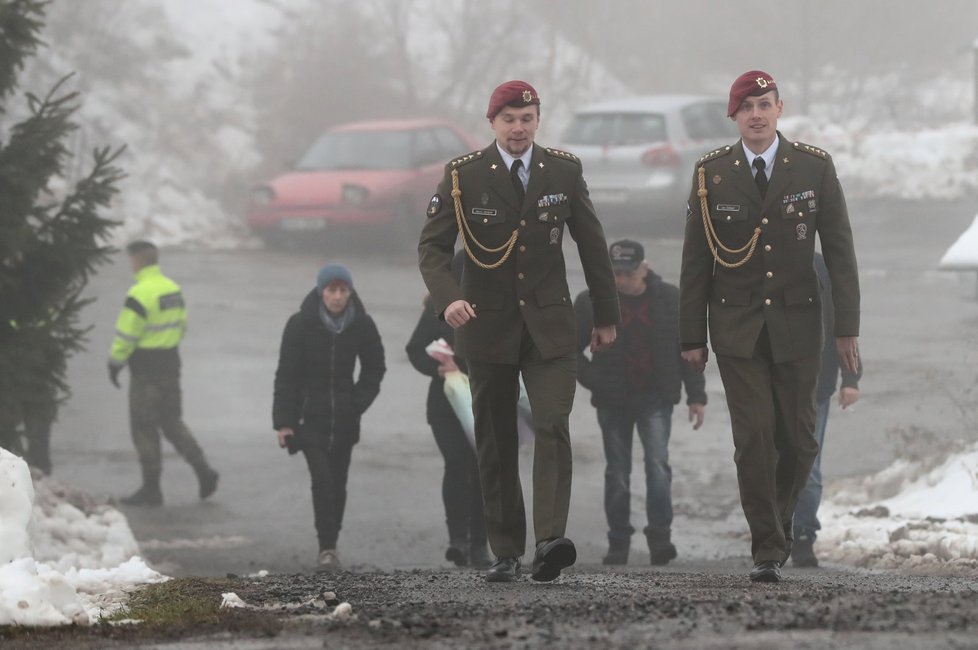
left=273, top=289, right=386, bottom=447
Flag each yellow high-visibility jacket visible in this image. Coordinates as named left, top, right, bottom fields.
left=109, top=265, right=187, bottom=367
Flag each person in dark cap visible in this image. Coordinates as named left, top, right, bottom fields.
left=679, top=70, right=861, bottom=582
left=273, top=264, right=386, bottom=571
left=108, top=241, right=219, bottom=506
left=418, top=80, right=620, bottom=583
left=575, top=239, right=706, bottom=566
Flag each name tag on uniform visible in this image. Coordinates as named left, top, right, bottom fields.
left=716, top=204, right=740, bottom=212
left=470, top=208, right=497, bottom=217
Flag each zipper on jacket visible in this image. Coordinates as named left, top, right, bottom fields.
left=329, top=333, right=336, bottom=451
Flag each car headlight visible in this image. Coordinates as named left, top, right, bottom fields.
left=250, top=186, right=276, bottom=205
left=341, top=184, right=370, bottom=205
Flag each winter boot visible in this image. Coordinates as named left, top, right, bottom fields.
left=602, top=537, right=630, bottom=565
left=792, top=533, right=819, bottom=568
left=196, top=466, right=219, bottom=500
left=316, top=549, right=341, bottom=572
left=120, top=484, right=163, bottom=507
left=446, top=537, right=469, bottom=567
left=645, top=527, right=677, bottom=565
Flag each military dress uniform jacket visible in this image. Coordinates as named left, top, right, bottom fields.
left=679, top=134, right=859, bottom=363
left=109, top=264, right=187, bottom=374
left=419, top=143, right=620, bottom=364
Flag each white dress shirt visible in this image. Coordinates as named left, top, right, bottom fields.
left=742, top=135, right=779, bottom=181
left=496, top=142, right=532, bottom=190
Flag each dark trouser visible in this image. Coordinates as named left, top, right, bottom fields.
left=430, top=412, right=487, bottom=548
left=715, top=327, right=820, bottom=564
left=466, top=331, right=576, bottom=558
left=301, top=442, right=354, bottom=550
left=129, top=370, right=209, bottom=487
left=597, top=397, right=674, bottom=541
left=793, top=398, right=831, bottom=540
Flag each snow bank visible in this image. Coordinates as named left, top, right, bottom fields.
left=818, top=441, right=978, bottom=573
left=939, top=213, right=978, bottom=270
left=0, top=449, right=166, bottom=626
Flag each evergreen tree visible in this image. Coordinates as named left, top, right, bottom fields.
left=0, top=0, right=123, bottom=455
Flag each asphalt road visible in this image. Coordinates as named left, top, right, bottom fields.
left=36, top=196, right=978, bottom=646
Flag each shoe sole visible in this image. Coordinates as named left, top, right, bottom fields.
left=531, top=540, right=577, bottom=582
left=485, top=572, right=520, bottom=583
left=749, top=570, right=781, bottom=583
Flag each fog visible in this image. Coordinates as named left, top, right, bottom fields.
left=5, top=0, right=978, bottom=577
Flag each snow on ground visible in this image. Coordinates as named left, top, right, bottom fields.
left=817, top=441, right=978, bottom=573
left=0, top=449, right=165, bottom=626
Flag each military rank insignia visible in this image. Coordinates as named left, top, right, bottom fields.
left=427, top=194, right=441, bottom=218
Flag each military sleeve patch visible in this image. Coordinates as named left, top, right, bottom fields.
left=427, top=194, right=442, bottom=218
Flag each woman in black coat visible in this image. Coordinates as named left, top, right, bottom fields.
left=406, top=285, right=488, bottom=568
left=273, top=264, right=385, bottom=571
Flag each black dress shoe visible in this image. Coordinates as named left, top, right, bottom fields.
left=119, top=485, right=163, bottom=507
left=749, top=560, right=782, bottom=583
left=485, top=556, right=521, bottom=583
left=792, top=535, right=819, bottom=568
left=530, top=537, right=577, bottom=582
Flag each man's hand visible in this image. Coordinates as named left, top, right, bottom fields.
left=108, top=362, right=122, bottom=388
left=437, top=357, right=460, bottom=377
left=836, top=336, right=859, bottom=374
left=681, top=347, right=708, bottom=373
left=277, top=427, right=295, bottom=449
left=590, top=325, right=616, bottom=354
left=838, top=386, right=860, bottom=409
left=688, top=403, right=705, bottom=430
left=444, top=300, right=476, bottom=329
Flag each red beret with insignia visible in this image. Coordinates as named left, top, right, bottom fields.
left=727, top=70, right=778, bottom=117
left=486, top=80, right=540, bottom=119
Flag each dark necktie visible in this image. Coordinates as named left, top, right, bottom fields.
left=753, top=156, right=768, bottom=198
left=510, top=158, right=525, bottom=204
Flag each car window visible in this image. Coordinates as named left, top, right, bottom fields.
left=431, top=127, right=469, bottom=159
left=412, top=129, right=444, bottom=167
left=681, top=102, right=738, bottom=140
left=562, top=113, right=666, bottom=146
left=296, top=130, right=414, bottom=171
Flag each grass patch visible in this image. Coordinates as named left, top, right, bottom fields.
left=111, top=577, right=234, bottom=626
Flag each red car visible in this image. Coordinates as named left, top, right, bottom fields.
left=246, top=119, right=482, bottom=247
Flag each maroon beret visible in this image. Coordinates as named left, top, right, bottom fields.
left=486, top=80, right=540, bottom=119
left=727, top=70, right=778, bottom=117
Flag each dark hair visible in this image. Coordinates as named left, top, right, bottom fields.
left=126, top=240, right=158, bottom=266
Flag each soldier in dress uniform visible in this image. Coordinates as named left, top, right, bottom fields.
left=418, top=80, right=620, bottom=583
left=679, top=70, right=860, bottom=583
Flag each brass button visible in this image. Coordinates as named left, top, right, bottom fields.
left=766, top=271, right=773, bottom=278
left=726, top=215, right=732, bottom=221
left=799, top=211, right=804, bottom=217
left=518, top=272, right=525, bottom=280
left=520, top=219, right=527, bottom=226
left=519, top=299, right=525, bottom=306
left=761, top=218, right=769, bottom=225
left=808, top=297, right=814, bottom=303
left=764, top=298, right=772, bottom=306
left=720, top=298, right=726, bottom=304
left=483, top=218, right=489, bottom=224
left=562, top=296, right=567, bottom=302
left=519, top=245, right=526, bottom=252
left=764, top=244, right=772, bottom=252
left=471, top=303, right=477, bottom=309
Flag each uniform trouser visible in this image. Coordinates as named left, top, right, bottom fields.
left=430, top=412, right=487, bottom=548
left=301, top=442, right=354, bottom=551
left=466, top=330, right=577, bottom=558
left=129, top=370, right=209, bottom=487
left=0, top=397, right=55, bottom=474
left=715, top=327, right=820, bottom=564
left=793, top=398, right=831, bottom=540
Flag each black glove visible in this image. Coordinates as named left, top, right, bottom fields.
left=108, top=362, right=122, bottom=388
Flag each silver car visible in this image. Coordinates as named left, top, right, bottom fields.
left=559, top=95, right=738, bottom=235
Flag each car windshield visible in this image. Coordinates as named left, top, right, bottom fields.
left=296, top=130, right=414, bottom=171
left=562, top=113, right=667, bottom=146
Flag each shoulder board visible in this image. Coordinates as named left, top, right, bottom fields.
left=449, top=150, right=483, bottom=168
left=544, top=147, right=581, bottom=163
left=792, top=141, right=828, bottom=159
left=698, top=145, right=734, bottom=164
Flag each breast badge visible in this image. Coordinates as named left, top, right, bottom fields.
left=796, top=223, right=808, bottom=241
left=550, top=227, right=560, bottom=245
